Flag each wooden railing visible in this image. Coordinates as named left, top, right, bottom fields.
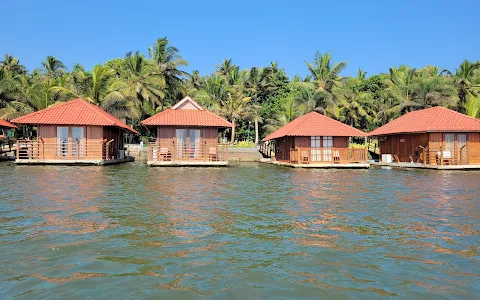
left=259, top=141, right=274, bottom=158
left=148, top=142, right=228, bottom=162
left=16, top=139, right=114, bottom=161
left=421, top=146, right=480, bottom=165
left=289, top=147, right=368, bottom=164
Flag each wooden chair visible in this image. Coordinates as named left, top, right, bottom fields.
left=333, top=150, right=341, bottom=163
left=160, top=147, right=171, bottom=161
left=208, top=147, right=218, bottom=161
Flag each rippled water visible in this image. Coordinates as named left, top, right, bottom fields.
left=0, top=162, right=479, bottom=298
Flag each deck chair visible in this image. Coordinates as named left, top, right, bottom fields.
left=437, top=151, right=452, bottom=165
left=333, top=150, right=341, bottom=163
left=208, top=147, right=218, bottom=161
left=160, top=147, right=171, bottom=161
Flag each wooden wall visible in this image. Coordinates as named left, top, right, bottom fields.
left=35, top=125, right=125, bottom=160
left=274, top=136, right=352, bottom=162
left=379, top=132, right=480, bottom=165
left=274, top=136, right=294, bottom=161
left=155, top=126, right=220, bottom=146
left=467, top=132, right=480, bottom=164
left=379, top=133, right=428, bottom=162
left=104, top=127, right=124, bottom=158
left=333, top=137, right=349, bottom=148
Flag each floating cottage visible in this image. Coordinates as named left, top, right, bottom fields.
left=141, top=97, right=233, bottom=166
left=11, top=98, right=137, bottom=165
left=261, top=111, right=369, bottom=168
left=0, top=119, right=17, bottom=159
left=0, top=119, right=16, bottom=138
left=368, top=106, right=480, bottom=169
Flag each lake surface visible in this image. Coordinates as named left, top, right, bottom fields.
left=0, top=162, right=479, bottom=299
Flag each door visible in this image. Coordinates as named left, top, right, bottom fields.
left=188, top=129, right=201, bottom=158
left=457, top=134, right=467, bottom=163
left=176, top=129, right=187, bottom=158
left=323, top=136, right=333, bottom=161
left=57, top=127, right=69, bottom=156
left=311, top=137, right=321, bottom=162
left=71, top=127, right=85, bottom=157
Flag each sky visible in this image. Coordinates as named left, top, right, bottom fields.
left=1, top=0, right=479, bottom=78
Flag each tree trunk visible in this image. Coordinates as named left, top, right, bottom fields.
left=254, top=119, right=259, bottom=146
left=230, top=119, right=235, bottom=144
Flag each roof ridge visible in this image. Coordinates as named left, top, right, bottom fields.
left=285, top=111, right=316, bottom=136
left=435, top=105, right=480, bottom=122
left=83, top=100, right=117, bottom=126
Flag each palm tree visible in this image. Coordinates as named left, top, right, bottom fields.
left=337, top=78, right=374, bottom=128
left=1, top=55, right=26, bottom=76
left=217, top=85, right=251, bottom=143
left=244, top=104, right=263, bottom=145
left=149, top=37, right=189, bottom=105
left=121, top=51, right=165, bottom=113
left=384, top=66, right=421, bottom=117
left=303, top=52, right=348, bottom=117
left=42, top=56, right=66, bottom=80
left=464, top=92, right=480, bottom=118
left=263, top=91, right=307, bottom=135
left=50, top=64, right=139, bottom=119
left=441, top=60, right=480, bottom=110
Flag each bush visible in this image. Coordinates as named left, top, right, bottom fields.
left=233, top=140, right=256, bottom=148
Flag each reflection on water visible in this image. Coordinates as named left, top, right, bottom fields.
left=0, top=163, right=479, bottom=298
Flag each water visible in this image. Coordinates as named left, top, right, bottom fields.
left=0, top=163, right=479, bottom=299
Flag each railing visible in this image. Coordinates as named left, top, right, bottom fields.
left=259, top=141, right=274, bottom=158
left=148, top=142, right=228, bottom=162
left=16, top=139, right=114, bottom=161
left=289, top=147, right=368, bottom=164
left=422, top=146, right=480, bottom=165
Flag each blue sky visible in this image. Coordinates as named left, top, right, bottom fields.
left=1, top=0, right=478, bottom=78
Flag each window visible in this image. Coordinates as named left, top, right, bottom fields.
left=57, top=127, right=69, bottom=156
left=311, top=137, right=321, bottom=148
left=323, top=136, right=333, bottom=161
left=323, top=136, right=333, bottom=148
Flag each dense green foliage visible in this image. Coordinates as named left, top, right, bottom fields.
left=1, top=37, right=479, bottom=143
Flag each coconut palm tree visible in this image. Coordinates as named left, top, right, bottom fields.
left=42, top=56, right=66, bottom=80
left=441, top=60, right=480, bottom=110
left=149, top=37, right=189, bottom=105
left=263, top=90, right=307, bottom=135
left=302, top=52, right=347, bottom=117
left=464, top=92, right=480, bottom=118
left=121, top=51, right=165, bottom=113
left=0, top=55, right=26, bottom=76
left=217, top=85, right=251, bottom=143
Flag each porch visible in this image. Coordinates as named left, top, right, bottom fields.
left=14, top=139, right=131, bottom=165
left=269, top=147, right=369, bottom=168
left=377, top=146, right=480, bottom=169
left=289, top=147, right=368, bottom=164
left=147, top=142, right=229, bottom=166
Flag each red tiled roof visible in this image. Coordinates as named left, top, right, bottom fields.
left=141, top=97, right=233, bottom=128
left=368, top=106, right=480, bottom=136
left=0, top=119, right=17, bottom=129
left=262, top=111, right=366, bottom=141
left=11, top=98, right=137, bottom=134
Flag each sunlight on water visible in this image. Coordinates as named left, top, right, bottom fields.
left=0, top=163, right=479, bottom=298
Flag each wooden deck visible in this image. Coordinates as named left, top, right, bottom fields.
left=14, top=140, right=133, bottom=165
left=264, top=159, right=369, bottom=169
left=147, top=142, right=229, bottom=167
left=15, top=157, right=134, bottom=166
left=371, top=162, right=480, bottom=170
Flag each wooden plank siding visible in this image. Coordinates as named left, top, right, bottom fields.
left=467, top=132, right=480, bottom=164
left=273, top=136, right=362, bottom=164
left=378, top=132, right=480, bottom=165
left=33, top=125, right=123, bottom=160
left=156, top=127, right=220, bottom=145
